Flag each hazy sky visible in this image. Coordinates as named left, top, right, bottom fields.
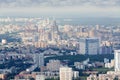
left=0, top=0, right=120, bottom=18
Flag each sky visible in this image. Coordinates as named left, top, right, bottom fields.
left=0, top=0, right=120, bottom=18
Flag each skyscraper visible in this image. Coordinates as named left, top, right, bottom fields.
left=60, top=67, right=73, bottom=80
left=51, top=20, right=59, bottom=33
left=33, top=53, right=44, bottom=68
left=50, top=20, right=60, bottom=41
left=79, top=38, right=99, bottom=55
left=114, top=50, right=120, bottom=72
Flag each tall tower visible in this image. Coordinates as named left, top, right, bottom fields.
left=60, top=67, right=73, bottom=80
left=51, top=20, right=59, bottom=33
left=115, top=50, right=120, bottom=72
left=50, top=20, right=59, bottom=41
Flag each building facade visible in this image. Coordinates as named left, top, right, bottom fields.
left=46, top=60, right=61, bottom=72
left=60, top=67, right=73, bottom=80
left=115, top=50, right=120, bottom=72
left=79, top=38, right=99, bottom=55
left=33, top=53, right=44, bottom=68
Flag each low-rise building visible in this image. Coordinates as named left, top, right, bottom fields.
left=87, top=74, right=98, bottom=80
left=74, top=62, right=85, bottom=70
left=87, top=71, right=120, bottom=80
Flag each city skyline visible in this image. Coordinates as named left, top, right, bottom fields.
left=0, top=0, right=120, bottom=18
left=0, top=0, right=120, bottom=80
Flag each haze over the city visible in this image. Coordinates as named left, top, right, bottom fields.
left=0, top=0, right=120, bottom=18
left=1, top=0, right=120, bottom=80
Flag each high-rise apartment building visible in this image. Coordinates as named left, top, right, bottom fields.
left=60, top=67, right=73, bottom=80
left=114, top=50, right=120, bottom=72
left=46, top=60, right=61, bottom=71
left=79, top=38, right=99, bottom=55
left=33, top=53, right=44, bottom=68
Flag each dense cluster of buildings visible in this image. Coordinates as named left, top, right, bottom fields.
left=1, top=18, right=120, bottom=55
left=0, top=17, right=120, bottom=79
left=87, top=50, right=120, bottom=80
